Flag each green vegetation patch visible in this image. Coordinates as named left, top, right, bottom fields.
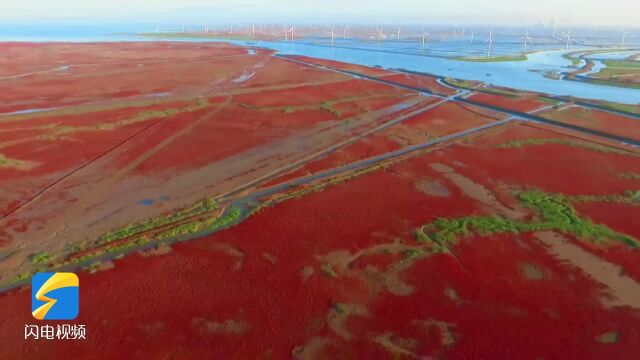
left=105, top=236, right=152, bottom=255
left=619, top=172, right=640, bottom=180
left=625, top=190, right=640, bottom=202
left=39, top=98, right=211, bottom=141
left=476, top=87, right=523, bottom=98
left=416, top=191, right=640, bottom=248
left=404, top=248, right=424, bottom=259
left=453, top=54, right=528, bottom=63
left=155, top=205, right=243, bottom=241
left=319, top=102, right=343, bottom=117
left=592, top=67, right=640, bottom=79
left=54, top=109, right=179, bottom=137
left=446, top=79, right=523, bottom=98
left=29, top=252, right=51, bottom=265
left=539, top=97, right=562, bottom=106
left=562, top=52, right=583, bottom=67
left=54, top=203, right=241, bottom=276
left=595, top=331, right=619, bottom=344
left=566, top=190, right=640, bottom=204
left=562, top=49, right=637, bottom=68
left=579, top=63, right=640, bottom=89
left=444, top=77, right=482, bottom=89
left=519, top=262, right=546, bottom=280
left=97, top=197, right=219, bottom=245
left=496, top=138, right=639, bottom=157
left=603, top=60, right=640, bottom=69
left=8, top=271, right=33, bottom=286
left=594, top=102, right=640, bottom=115
left=0, top=153, right=39, bottom=170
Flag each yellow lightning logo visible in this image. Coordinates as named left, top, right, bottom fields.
left=32, top=273, right=79, bottom=320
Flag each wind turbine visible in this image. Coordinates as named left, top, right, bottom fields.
left=565, top=28, right=571, bottom=49
left=620, top=31, right=627, bottom=48
left=421, top=29, right=429, bottom=49
left=486, top=29, right=493, bottom=58
left=204, top=24, right=208, bottom=33
left=284, top=25, right=288, bottom=41
left=397, top=28, right=401, bottom=40
left=521, top=27, right=532, bottom=53
left=331, top=26, right=335, bottom=46
left=290, top=25, right=295, bottom=42
left=470, top=31, right=474, bottom=43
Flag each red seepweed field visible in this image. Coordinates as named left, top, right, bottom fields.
left=466, top=91, right=556, bottom=113
left=1, top=42, right=640, bottom=359
left=538, top=106, right=640, bottom=141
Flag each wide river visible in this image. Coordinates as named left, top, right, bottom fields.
left=1, top=27, right=639, bottom=104
left=215, top=38, right=640, bottom=105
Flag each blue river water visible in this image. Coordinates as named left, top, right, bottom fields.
left=586, top=50, right=639, bottom=60
left=1, top=24, right=639, bottom=104
left=207, top=38, right=640, bottom=104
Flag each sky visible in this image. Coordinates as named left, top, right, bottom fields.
left=1, top=0, right=638, bottom=28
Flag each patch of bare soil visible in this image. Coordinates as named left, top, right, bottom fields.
left=415, top=178, right=451, bottom=197
left=326, top=303, right=369, bottom=341
left=430, top=162, right=527, bottom=220
left=373, top=332, right=421, bottom=358
left=292, top=336, right=332, bottom=360
left=536, top=231, right=640, bottom=310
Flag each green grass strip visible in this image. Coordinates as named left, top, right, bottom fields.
left=452, top=54, right=528, bottom=62
left=155, top=206, right=243, bottom=240
left=416, top=191, right=640, bottom=248
left=96, top=197, right=219, bottom=245
left=496, top=138, right=639, bottom=157
left=619, top=172, right=640, bottom=180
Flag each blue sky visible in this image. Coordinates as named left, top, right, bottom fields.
left=2, top=0, right=638, bottom=27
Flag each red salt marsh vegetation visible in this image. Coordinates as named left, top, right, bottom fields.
left=259, top=99, right=505, bottom=187
left=287, top=56, right=459, bottom=96
left=539, top=106, right=640, bottom=141
left=288, top=55, right=396, bottom=77
left=467, top=91, right=557, bottom=113
left=1, top=41, right=640, bottom=360
left=377, top=72, right=458, bottom=96
left=386, top=101, right=505, bottom=141
left=0, top=100, right=193, bottom=216
left=0, top=42, right=441, bottom=287
left=2, top=119, right=639, bottom=359
left=0, top=42, right=273, bottom=114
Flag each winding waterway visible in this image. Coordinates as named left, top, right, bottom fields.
left=212, top=39, right=640, bottom=104
left=1, top=26, right=639, bottom=104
